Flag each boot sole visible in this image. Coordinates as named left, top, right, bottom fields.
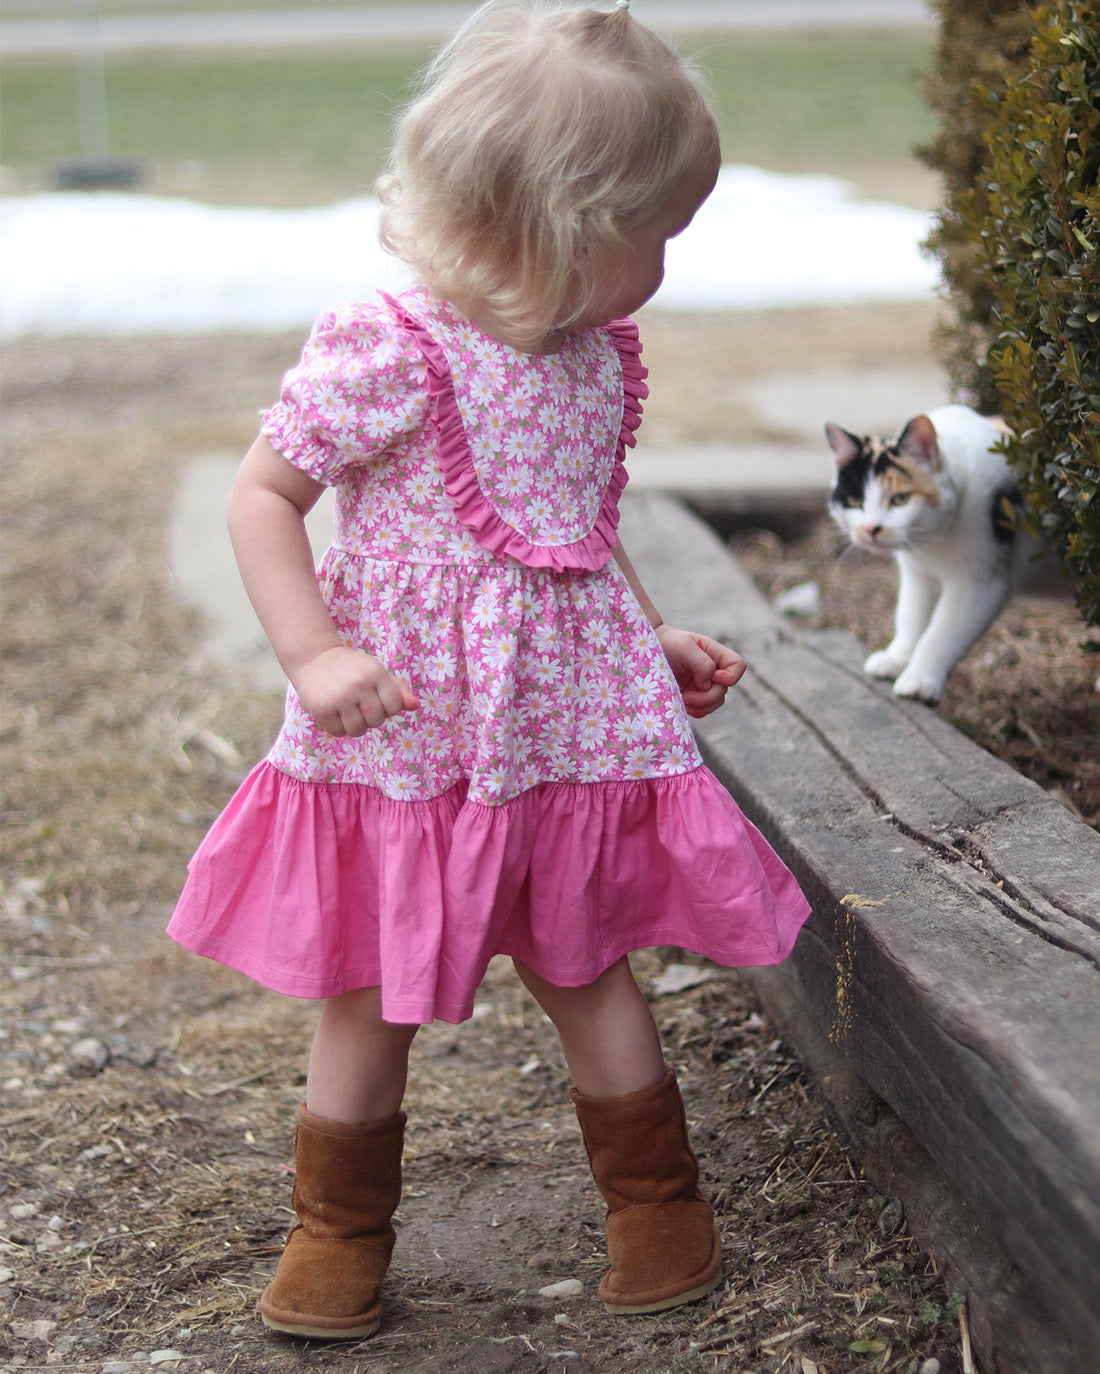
left=601, top=1267, right=723, bottom=1315
left=260, top=1312, right=381, bottom=1340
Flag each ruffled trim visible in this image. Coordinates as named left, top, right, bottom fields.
left=167, top=761, right=811, bottom=1025
left=379, top=292, right=649, bottom=572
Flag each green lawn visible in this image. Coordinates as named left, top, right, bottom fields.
left=0, top=30, right=936, bottom=206
left=1, top=50, right=424, bottom=203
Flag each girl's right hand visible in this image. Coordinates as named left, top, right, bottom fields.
left=292, top=646, right=419, bottom=737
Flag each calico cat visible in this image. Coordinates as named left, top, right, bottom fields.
left=825, top=404, right=1033, bottom=704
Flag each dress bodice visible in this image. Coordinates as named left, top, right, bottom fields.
left=260, top=285, right=647, bottom=571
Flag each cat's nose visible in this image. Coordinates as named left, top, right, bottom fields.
left=867, top=525, right=883, bottom=541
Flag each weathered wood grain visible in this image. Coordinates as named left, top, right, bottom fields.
left=620, top=490, right=1100, bottom=1372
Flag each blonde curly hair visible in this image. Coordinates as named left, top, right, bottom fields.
left=377, top=2, right=719, bottom=350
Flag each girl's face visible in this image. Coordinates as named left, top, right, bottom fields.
left=575, top=152, right=719, bottom=329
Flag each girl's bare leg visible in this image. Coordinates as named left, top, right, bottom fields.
left=306, top=986, right=419, bottom=1123
left=513, top=955, right=665, bottom=1096
left=518, top=957, right=722, bottom=1313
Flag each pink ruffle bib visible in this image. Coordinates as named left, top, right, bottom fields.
left=382, top=293, right=645, bottom=572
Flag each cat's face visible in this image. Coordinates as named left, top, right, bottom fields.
left=825, top=414, right=954, bottom=553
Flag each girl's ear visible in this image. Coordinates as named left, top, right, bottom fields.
left=824, top=421, right=864, bottom=469
left=896, top=414, right=941, bottom=470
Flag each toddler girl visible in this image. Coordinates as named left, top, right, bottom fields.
left=169, top=0, right=810, bottom=1340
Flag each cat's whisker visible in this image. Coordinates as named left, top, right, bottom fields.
left=833, top=541, right=871, bottom=571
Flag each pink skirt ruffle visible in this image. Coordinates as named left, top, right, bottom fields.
left=167, top=761, right=810, bottom=1024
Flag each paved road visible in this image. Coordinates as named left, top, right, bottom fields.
left=4, top=2, right=933, bottom=56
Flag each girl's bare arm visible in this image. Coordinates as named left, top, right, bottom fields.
left=228, top=436, right=417, bottom=735
left=612, top=541, right=746, bottom=719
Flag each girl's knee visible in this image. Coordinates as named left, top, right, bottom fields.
left=514, top=954, right=634, bottom=995
left=325, top=985, right=383, bottom=1020
left=323, top=987, right=418, bottom=1042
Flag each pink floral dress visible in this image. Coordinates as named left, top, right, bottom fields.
left=168, top=286, right=810, bottom=1024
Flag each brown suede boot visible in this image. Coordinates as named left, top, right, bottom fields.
left=258, top=1105, right=405, bottom=1339
left=570, top=1066, right=722, bottom=1314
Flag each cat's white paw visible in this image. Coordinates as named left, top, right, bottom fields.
left=892, top=664, right=946, bottom=704
left=864, top=649, right=909, bottom=681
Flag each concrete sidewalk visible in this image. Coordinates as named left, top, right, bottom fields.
left=169, top=362, right=948, bottom=686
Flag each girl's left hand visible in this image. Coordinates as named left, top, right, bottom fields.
left=655, top=625, right=747, bottom=719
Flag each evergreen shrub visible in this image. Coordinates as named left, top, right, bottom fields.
left=922, top=0, right=1100, bottom=628
left=919, top=0, right=1039, bottom=408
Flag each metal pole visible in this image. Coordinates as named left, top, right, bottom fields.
left=74, top=0, right=110, bottom=163
left=56, top=0, right=142, bottom=188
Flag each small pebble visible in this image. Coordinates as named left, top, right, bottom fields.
left=70, top=1038, right=109, bottom=1073
left=11, top=1319, right=57, bottom=1342
left=101, top=1363, right=138, bottom=1374
left=9, top=1202, right=38, bottom=1221
left=651, top=962, right=716, bottom=996
left=538, top=1278, right=583, bottom=1299
left=877, top=1198, right=905, bottom=1237
left=150, top=1353, right=186, bottom=1366
left=111, top=1037, right=161, bottom=1069
left=774, top=580, right=821, bottom=617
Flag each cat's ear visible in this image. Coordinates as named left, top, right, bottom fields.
left=896, top=414, right=941, bottom=470
left=824, top=421, right=864, bottom=468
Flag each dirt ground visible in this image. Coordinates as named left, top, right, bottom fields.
left=2, top=305, right=1096, bottom=1374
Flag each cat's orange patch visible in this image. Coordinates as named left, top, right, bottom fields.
left=881, top=456, right=940, bottom=506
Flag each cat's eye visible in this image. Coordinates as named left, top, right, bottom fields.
left=889, top=492, right=911, bottom=507
left=843, top=495, right=862, bottom=508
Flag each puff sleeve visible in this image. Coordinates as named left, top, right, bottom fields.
left=260, top=299, right=431, bottom=486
